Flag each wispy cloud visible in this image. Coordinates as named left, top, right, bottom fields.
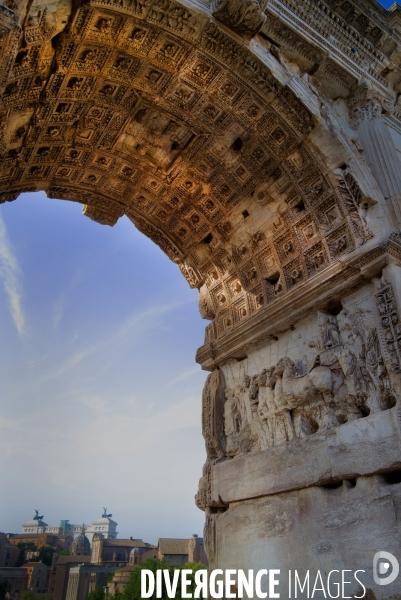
left=167, top=366, right=202, bottom=386
left=26, top=353, right=51, bottom=367
left=0, top=214, right=25, bottom=335
left=50, top=346, right=99, bottom=378
left=53, top=269, right=85, bottom=330
left=53, top=295, right=65, bottom=330
left=112, top=301, right=183, bottom=344
left=37, top=301, right=183, bottom=383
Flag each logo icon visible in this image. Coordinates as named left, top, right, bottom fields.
left=373, top=551, right=399, bottom=586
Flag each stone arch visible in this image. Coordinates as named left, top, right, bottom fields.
left=3, top=0, right=401, bottom=591
left=0, top=0, right=391, bottom=368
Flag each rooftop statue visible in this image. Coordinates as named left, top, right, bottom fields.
left=102, top=507, right=112, bottom=518
left=33, top=509, right=44, bottom=521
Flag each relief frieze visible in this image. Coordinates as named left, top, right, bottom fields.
left=200, top=300, right=398, bottom=463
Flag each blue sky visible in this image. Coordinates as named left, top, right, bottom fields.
left=0, top=192, right=207, bottom=543
left=0, top=0, right=394, bottom=544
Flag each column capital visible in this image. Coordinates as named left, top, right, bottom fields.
left=348, top=80, right=394, bottom=128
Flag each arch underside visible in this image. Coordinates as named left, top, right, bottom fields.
left=0, top=0, right=390, bottom=367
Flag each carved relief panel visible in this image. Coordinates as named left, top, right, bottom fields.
left=197, top=282, right=399, bottom=486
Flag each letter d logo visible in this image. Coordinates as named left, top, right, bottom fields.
left=373, top=551, right=399, bottom=586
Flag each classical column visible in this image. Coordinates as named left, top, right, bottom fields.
left=349, top=86, right=401, bottom=229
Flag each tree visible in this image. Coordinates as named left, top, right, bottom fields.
left=17, top=542, right=37, bottom=552
left=59, top=549, right=70, bottom=556
left=16, top=542, right=39, bottom=567
left=174, top=562, right=206, bottom=600
left=38, top=545, right=54, bottom=566
left=122, top=559, right=206, bottom=600
left=85, top=585, right=117, bottom=600
left=21, top=592, right=46, bottom=600
left=123, top=558, right=170, bottom=600
left=86, top=586, right=106, bottom=600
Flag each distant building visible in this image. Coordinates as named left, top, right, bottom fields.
left=0, top=567, right=26, bottom=600
left=24, top=561, right=50, bottom=595
left=8, top=533, right=72, bottom=552
left=51, top=555, right=92, bottom=600
left=0, top=536, right=49, bottom=597
left=107, top=547, right=158, bottom=596
left=85, top=515, right=118, bottom=545
left=0, top=533, right=6, bottom=568
left=188, top=534, right=208, bottom=566
left=91, top=536, right=154, bottom=565
left=65, top=564, right=116, bottom=600
left=70, top=529, right=91, bottom=557
left=3, top=545, right=20, bottom=568
left=131, top=546, right=157, bottom=566
left=158, top=535, right=208, bottom=566
left=21, top=509, right=118, bottom=545
left=21, top=516, right=61, bottom=536
left=158, top=539, right=191, bottom=566
left=107, top=535, right=207, bottom=597
left=0, top=532, right=23, bottom=567
left=106, top=564, right=136, bottom=597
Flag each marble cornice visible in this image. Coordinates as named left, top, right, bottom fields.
left=265, top=0, right=392, bottom=90
left=211, top=407, right=401, bottom=504
left=196, top=233, right=401, bottom=370
left=387, top=111, right=401, bottom=135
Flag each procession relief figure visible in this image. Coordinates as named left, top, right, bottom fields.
left=242, top=374, right=253, bottom=424
left=318, top=311, right=341, bottom=350
left=247, top=373, right=271, bottom=451
left=224, top=388, right=242, bottom=456
left=249, top=374, right=259, bottom=420
left=337, top=308, right=395, bottom=413
left=256, top=367, right=277, bottom=448
left=256, top=368, right=277, bottom=415
left=319, top=311, right=376, bottom=416
left=224, top=382, right=255, bottom=455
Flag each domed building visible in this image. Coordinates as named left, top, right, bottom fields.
left=70, top=527, right=91, bottom=557
left=130, top=547, right=144, bottom=565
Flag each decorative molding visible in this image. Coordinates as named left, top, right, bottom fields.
left=212, top=0, right=266, bottom=37
left=196, top=235, right=401, bottom=369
